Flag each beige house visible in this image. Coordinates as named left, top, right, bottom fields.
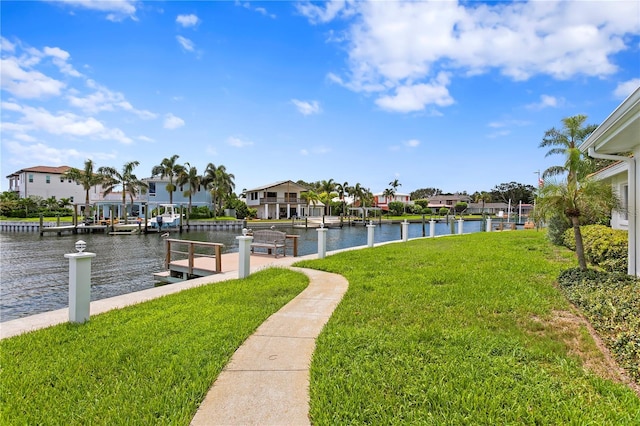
left=245, top=180, right=322, bottom=219
left=5, top=165, right=96, bottom=203
left=581, top=86, right=640, bottom=275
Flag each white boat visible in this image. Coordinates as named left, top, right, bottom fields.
left=148, top=204, right=183, bottom=229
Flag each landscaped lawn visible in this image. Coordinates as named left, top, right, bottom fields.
left=295, top=231, right=640, bottom=424
left=0, top=268, right=308, bottom=425
left=1, top=230, right=638, bottom=424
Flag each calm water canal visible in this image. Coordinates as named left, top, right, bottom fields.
left=1, top=220, right=483, bottom=321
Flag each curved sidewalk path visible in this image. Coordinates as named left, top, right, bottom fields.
left=191, top=267, right=348, bottom=425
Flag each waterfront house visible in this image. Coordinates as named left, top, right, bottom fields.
left=5, top=165, right=94, bottom=203
left=581, top=86, right=640, bottom=275
left=245, top=180, right=319, bottom=219
left=373, top=192, right=412, bottom=211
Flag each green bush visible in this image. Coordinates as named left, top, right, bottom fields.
left=547, top=214, right=570, bottom=246
left=563, top=225, right=628, bottom=273
left=388, top=201, right=405, bottom=216
left=557, top=268, right=640, bottom=383
left=438, top=207, right=449, bottom=216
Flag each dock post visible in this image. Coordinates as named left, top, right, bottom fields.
left=458, top=218, right=464, bottom=235
left=39, top=214, right=44, bottom=236
left=237, top=229, right=253, bottom=279
left=317, top=224, right=327, bottom=258
left=367, top=220, right=375, bottom=248
left=64, top=240, right=96, bottom=324
left=401, top=219, right=409, bottom=242
left=486, top=217, right=492, bottom=232
left=429, top=219, right=436, bottom=238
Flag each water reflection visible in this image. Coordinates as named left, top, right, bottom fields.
left=0, top=221, right=483, bottom=321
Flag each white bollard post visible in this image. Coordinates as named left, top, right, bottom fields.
left=317, top=224, right=327, bottom=259
left=367, top=220, right=375, bottom=248
left=486, top=217, right=492, bottom=232
left=237, top=228, right=253, bottom=279
left=458, top=218, right=464, bottom=235
left=430, top=219, right=436, bottom=238
left=64, top=240, right=96, bottom=324
left=401, top=220, right=409, bottom=242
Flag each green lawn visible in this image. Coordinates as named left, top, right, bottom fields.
left=295, top=231, right=640, bottom=424
left=0, top=268, right=308, bottom=425
left=2, top=231, right=638, bottom=424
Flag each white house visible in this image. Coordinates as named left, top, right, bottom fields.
left=581, top=86, right=640, bottom=275
left=5, top=165, right=94, bottom=204
left=245, top=180, right=320, bottom=219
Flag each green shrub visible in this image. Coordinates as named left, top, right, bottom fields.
left=563, top=225, right=628, bottom=273
left=438, top=207, right=449, bottom=216
left=388, top=201, right=405, bottom=216
left=557, top=268, right=640, bottom=382
left=547, top=214, right=570, bottom=246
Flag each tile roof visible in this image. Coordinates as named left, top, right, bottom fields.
left=7, top=166, right=71, bottom=177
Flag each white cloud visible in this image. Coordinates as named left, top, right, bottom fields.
left=614, top=79, right=640, bottom=99
left=300, top=149, right=309, bottom=156
left=236, top=1, right=277, bottom=19
left=1, top=36, right=15, bottom=52
left=296, top=0, right=353, bottom=24
left=4, top=140, right=116, bottom=167
left=176, top=14, right=200, bottom=27
left=137, top=135, right=155, bottom=143
left=291, top=99, right=322, bottom=115
left=404, top=139, right=420, bottom=148
left=176, top=35, right=195, bottom=52
left=164, top=113, right=185, bottom=129
left=312, top=0, right=640, bottom=113
left=49, top=0, right=138, bottom=21
left=226, top=136, right=253, bottom=148
left=2, top=102, right=133, bottom=143
left=67, top=79, right=157, bottom=119
left=375, top=78, right=454, bottom=113
left=0, top=57, right=65, bottom=99
left=526, top=94, right=563, bottom=110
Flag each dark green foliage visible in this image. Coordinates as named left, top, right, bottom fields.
left=454, top=201, right=467, bottom=213
left=563, top=225, right=628, bottom=273
left=413, top=199, right=429, bottom=209
left=547, top=213, right=570, bottom=245
left=557, top=268, right=640, bottom=382
left=388, top=201, right=404, bottom=216
left=438, top=207, right=449, bottom=216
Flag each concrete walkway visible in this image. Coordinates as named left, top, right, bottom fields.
left=191, top=267, right=348, bottom=425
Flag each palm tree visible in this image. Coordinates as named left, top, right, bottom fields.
left=202, top=163, right=236, bottom=217
left=177, top=163, right=201, bottom=213
left=389, top=178, right=401, bottom=193
left=474, top=191, right=492, bottom=214
left=539, top=114, right=598, bottom=182
left=382, top=188, right=395, bottom=213
left=319, top=179, right=336, bottom=215
left=535, top=178, right=618, bottom=270
left=538, top=114, right=608, bottom=270
left=151, top=155, right=184, bottom=205
left=301, top=190, right=321, bottom=216
left=336, top=181, right=349, bottom=216
left=99, top=161, right=147, bottom=219
left=63, top=159, right=108, bottom=218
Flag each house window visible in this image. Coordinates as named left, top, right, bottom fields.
left=250, top=192, right=258, bottom=201
left=149, top=182, right=156, bottom=196
left=28, top=174, right=34, bottom=183
left=621, top=184, right=629, bottom=221
left=46, top=175, right=51, bottom=184
left=284, top=192, right=297, bottom=202
left=70, top=196, right=74, bottom=202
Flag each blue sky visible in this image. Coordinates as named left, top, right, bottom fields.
left=1, top=0, right=639, bottom=196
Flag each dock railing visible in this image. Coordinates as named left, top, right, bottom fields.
left=165, top=239, right=223, bottom=275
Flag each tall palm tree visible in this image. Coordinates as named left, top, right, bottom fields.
left=538, top=115, right=604, bottom=270
left=151, top=155, right=184, bottom=205
left=539, top=114, right=598, bottom=182
left=389, top=178, right=401, bottom=193
left=301, top=190, right=321, bottom=216
left=99, top=161, right=147, bottom=219
left=202, top=163, right=236, bottom=216
left=319, top=179, right=336, bottom=215
left=336, top=181, right=349, bottom=216
left=177, top=163, right=201, bottom=213
left=63, top=159, right=108, bottom=218
left=382, top=188, right=395, bottom=213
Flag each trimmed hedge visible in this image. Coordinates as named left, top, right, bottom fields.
left=563, top=225, right=628, bottom=273
left=557, top=268, right=640, bottom=384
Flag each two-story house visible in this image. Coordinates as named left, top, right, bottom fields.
left=245, top=180, right=319, bottom=219
left=373, top=192, right=412, bottom=211
left=5, top=165, right=92, bottom=204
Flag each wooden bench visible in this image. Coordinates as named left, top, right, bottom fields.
left=250, top=230, right=287, bottom=258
